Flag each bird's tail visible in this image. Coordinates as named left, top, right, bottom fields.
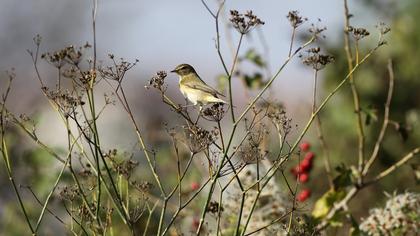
left=208, top=97, right=227, bottom=104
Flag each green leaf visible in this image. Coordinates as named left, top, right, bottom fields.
left=333, top=164, right=355, bottom=189
left=312, top=189, right=346, bottom=219
left=349, top=214, right=362, bottom=236
left=329, top=214, right=344, bottom=228
left=244, top=49, right=266, bottom=67
left=243, top=72, right=265, bottom=89
left=410, top=164, right=420, bottom=184
left=362, top=105, right=378, bottom=126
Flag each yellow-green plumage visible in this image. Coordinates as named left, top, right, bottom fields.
left=171, top=64, right=226, bottom=106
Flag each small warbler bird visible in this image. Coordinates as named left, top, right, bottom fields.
left=171, top=64, right=226, bottom=107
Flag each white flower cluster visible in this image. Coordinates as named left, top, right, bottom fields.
left=359, top=192, right=420, bottom=236
left=223, top=160, right=290, bottom=235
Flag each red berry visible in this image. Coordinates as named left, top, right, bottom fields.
left=192, top=217, right=200, bottom=230
left=191, top=182, right=200, bottom=191
left=304, top=152, right=315, bottom=162
left=299, top=173, right=309, bottom=183
left=299, top=142, right=311, bottom=152
left=293, top=165, right=305, bottom=175
left=297, top=189, right=311, bottom=202
left=299, top=159, right=312, bottom=172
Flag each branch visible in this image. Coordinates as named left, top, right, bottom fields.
left=363, top=59, right=394, bottom=175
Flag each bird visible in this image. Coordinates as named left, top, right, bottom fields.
left=170, top=64, right=227, bottom=108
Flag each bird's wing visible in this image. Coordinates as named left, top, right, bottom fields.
left=185, top=82, right=225, bottom=97
left=190, top=76, right=225, bottom=97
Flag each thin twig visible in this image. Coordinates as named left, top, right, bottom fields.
left=363, top=59, right=394, bottom=175
left=343, top=0, right=365, bottom=180
left=312, top=69, right=334, bottom=189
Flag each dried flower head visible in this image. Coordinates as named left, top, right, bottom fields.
left=77, top=203, right=97, bottom=223
left=42, top=45, right=87, bottom=67
left=376, top=22, right=391, bottom=35
left=44, top=88, right=84, bottom=117
left=301, top=47, right=334, bottom=71
left=146, top=71, right=167, bottom=92
left=238, top=125, right=269, bottom=164
left=72, top=69, right=97, bottom=86
left=308, top=21, right=327, bottom=40
left=207, top=201, right=223, bottom=214
left=238, top=143, right=262, bottom=164
left=132, top=180, right=153, bottom=194
left=346, top=26, right=370, bottom=40
left=33, top=34, right=42, bottom=46
left=99, top=55, right=139, bottom=82
left=58, top=185, right=80, bottom=202
left=287, top=11, right=307, bottom=28
left=115, top=158, right=139, bottom=179
left=202, top=103, right=226, bottom=122
left=267, top=104, right=292, bottom=135
left=183, top=125, right=216, bottom=154
left=230, top=10, right=264, bottom=34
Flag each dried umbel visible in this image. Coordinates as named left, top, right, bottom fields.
left=99, top=54, right=139, bottom=82
left=207, top=201, right=223, bottom=214
left=346, top=26, right=370, bottom=40
left=376, top=22, right=391, bottom=36
left=58, top=185, right=80, bottom=202
left=202, top=103, right=226, bottom=122
left=77, top=203, right=97, bottom=224
left=78, top=69, right=97, bottom=86
left=114, top=158, right=139, bottom=179
left=41, top=44, right=89, bottom=68
left=301, top=47, right=334, bottom=71
left=229, top=10, right=264, bottom=34
left=44, top=88, right=84, bottom=117
left=308, top=22, right=327, bottom=40
left=132, top=180, right=153, bottom=194
left=183, top=125, right=216, bottom=154
left=104, top=149, right=140, bottom=179
left=287, top=11, right=307, bottom=28
left=238, top=143, right=262, bottom=164
left=146, top=71, right=167, bottom=92
left=267, top=106, right=292, bottom=135
left=239, top=126, right=268, bottom=164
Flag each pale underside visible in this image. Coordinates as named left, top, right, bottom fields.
left=178, top=74, right=226, bottom=106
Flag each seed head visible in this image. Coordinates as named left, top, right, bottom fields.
left=287, top=11, right=307, bottom=28
left=229, top=10, right=264, bottom=34
left=146, top=71, right=167, bottom=92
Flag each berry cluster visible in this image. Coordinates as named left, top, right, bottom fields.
left=291, top=141, right=315, bottom=202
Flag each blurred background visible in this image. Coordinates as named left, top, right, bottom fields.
left=0, top=0, right=419, bottom=235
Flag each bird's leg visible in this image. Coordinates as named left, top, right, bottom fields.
left=194, top=105, right=203, bottom=125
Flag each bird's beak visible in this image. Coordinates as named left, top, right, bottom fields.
left=170, top=69, right=177, bottom=73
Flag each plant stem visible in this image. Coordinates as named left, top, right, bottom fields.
left=343, top=0, right=365, bottom=179
left=312, top=69, right=334, bottom=189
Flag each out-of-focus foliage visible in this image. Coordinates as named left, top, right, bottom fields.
left=321, top=0, right=420, bottom=191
